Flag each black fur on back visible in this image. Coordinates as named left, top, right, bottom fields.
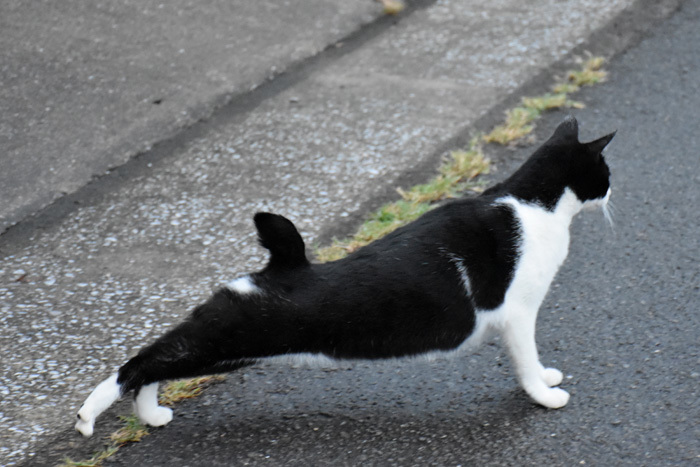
left=250, top=196, right=519, bottom=359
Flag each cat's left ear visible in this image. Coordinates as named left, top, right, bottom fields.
left=553, top=115, right=579, bottom=141
left=586, top=131, right=616, bottom=155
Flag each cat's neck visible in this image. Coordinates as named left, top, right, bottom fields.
left=505, top=187, right=583, bottom=224
left=548, top=188, right=584, bottom=220
left=483, top=164, right=571, bottom=211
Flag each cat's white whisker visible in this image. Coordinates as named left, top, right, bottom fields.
left=602, top=201, right=615, bottom=230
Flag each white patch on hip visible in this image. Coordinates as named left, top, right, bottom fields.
left=225, top=276, right=261, bottom=295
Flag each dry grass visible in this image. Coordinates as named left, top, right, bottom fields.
left=484, top=56, right=606, bottom=145
left=110, top=415, right=149, bottom=446
left=60, top=448, right=119, bottom=467
left=483, top=106, right=540, bottom=145
left=378, top=0, right=405, bottom=15
left=568, top=56, right=607, bottom=86
left=60, top=416, right=149, bottom=466
left=159, top=375, right=226, bottom=406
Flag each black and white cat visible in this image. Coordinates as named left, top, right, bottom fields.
left=75, top=117, right=614, bottom=437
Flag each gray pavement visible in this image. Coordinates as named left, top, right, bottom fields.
left=0, top=0, right=381, bottom=232
left=0, top=0, right=693, bottom=465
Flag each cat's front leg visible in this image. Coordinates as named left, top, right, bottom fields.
left=541, top=366, right=564, bottom=387
left=502, top=308, right=569, bottom=409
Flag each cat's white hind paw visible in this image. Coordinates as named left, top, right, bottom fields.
left=133, top=382, right=173, bottom=427
left=136, top=405, right=173, bottom=427
left=541, top=367, right=564, bottom=387
left=74, top=373, right=122, bottom=437
left=529, top=386, right=570, bottom=409
left=75, top=409, right=95, bottom=437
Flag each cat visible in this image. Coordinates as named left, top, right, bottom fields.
left=75, top=116, right=614, bottom=437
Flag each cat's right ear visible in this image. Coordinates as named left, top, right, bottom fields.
left=552, top=116, right=579, bottom=141
left=585, top=131, right=616, bottom=155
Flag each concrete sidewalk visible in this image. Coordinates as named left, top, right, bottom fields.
left=0, top=0, right=683, bottom=465
left=0, top=0, right=380, bottom=232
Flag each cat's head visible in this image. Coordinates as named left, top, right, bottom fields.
left=545, top=116, right=615, bottom=210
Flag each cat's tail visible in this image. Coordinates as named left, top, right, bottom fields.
left=254, top=212, right=309, bottom=269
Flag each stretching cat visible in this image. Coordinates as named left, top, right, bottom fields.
left=75, top=117, right=614, bottom=437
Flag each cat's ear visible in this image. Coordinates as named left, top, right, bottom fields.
left=552, top=115, right=579, bottom=141
left=585, top=131, right=616, bottom=154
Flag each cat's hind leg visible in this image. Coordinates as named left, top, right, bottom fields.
left=133, top=382, right=172, bottom=427
left=75, top=369, right=175, bottom=437
left=76, top=329, right=255, bottom=436
left=75, top=290, right=263, bottom=436
left=75, top=375, right=175, bottom=435
left=502, top=307, right=569, bottom=409
left=75, top=373, right=122, bottom=437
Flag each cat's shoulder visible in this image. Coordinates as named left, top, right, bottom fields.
left=371, top=194, right=520, bottom=249
left=421, top=193, right=519, bottom=225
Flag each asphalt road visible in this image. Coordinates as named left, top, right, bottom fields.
left=59, top=0, right=700, bottom=464
left=2, top=0, right=697, bottom=465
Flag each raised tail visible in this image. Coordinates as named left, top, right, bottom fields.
left=254, top=212, right=309, bottom=269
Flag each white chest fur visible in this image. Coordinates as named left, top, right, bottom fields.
left=501, top=188, right=581, bottom=309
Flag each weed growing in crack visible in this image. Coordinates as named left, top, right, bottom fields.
left=484, top=57, right=606, bottom=145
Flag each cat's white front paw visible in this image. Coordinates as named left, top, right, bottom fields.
left=529, top=386, right=570, bottom=409
left=541, top=367, right=564, bottom=387
left=136, top=405, right=173, bottom=427
left=75, top=407, right=95, bottom=437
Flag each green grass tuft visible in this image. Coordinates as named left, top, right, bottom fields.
left=521, top=93, right=570, bottom=112
left=551, top=82, right=580, bottom=94
left=315, top=140, right=489, bottom=263
left=109, top=415, right=150, bottom=446
left=483, top=105, right=539, bottom=144
left=316, top=200, right=433, bottom=262
left=440, top=141, right=491, bottom=181
left=568, top=56, right=607, bottom=86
